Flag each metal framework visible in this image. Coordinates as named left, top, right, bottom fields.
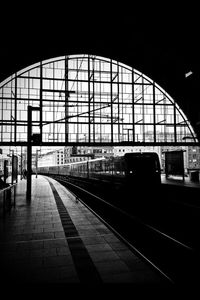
left=0, top=54, right=198, bottom=146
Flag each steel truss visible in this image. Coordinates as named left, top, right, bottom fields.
left=0, top=54, right=198, bottom=146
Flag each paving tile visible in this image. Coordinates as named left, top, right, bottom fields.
left=55, top=228, right=66, bottom=235
left=109, top=241, right=129, bottom=251
left=81, top=235, right=106, bottom=245
left=89, top=250, right=120, bottom=263
left=30, top=248, right=57, bottom=257
left=28, top=240, right=44, bottom=249
left=103, top=233, right=121, bottom=243
left=56, top=246, right=71, bottom=256
left=32, top=232, right=55, bottom=240
left=86, top=243, right=113, bottom=253
left=28, top=267, right=60, bottom=283
left=43, top=238, right=68, bottom=248
left=59, top=265, right=79, bottom=281
left=101, top=271, right=138, bottom=283
left=115, top=249, right=138, bottom=260
left=95, top=260, right=130, bottom=275
left=43, top=255, right=74, bottom=267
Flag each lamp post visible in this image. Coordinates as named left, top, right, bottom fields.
left=21, top=146, right=23, bottom=180
left=9, top=149, right=14, bottom=185
left=35, top=149, right=41, bottom=178
left=17, top=147, right=24, bottom=180
left=27, top=106, right=41, bottom=201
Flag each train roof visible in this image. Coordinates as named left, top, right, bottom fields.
left=124, top=152, right=159, bottom=158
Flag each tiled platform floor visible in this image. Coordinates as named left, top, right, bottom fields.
left=0, top=175, right=167, bottom=285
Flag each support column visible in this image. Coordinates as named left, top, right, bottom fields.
left=27, top=105, right=32, bottom=201
left=153, top=82, right=156, bottom=143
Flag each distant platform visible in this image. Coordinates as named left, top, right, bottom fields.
left=161, top=174, right=200, bottom=188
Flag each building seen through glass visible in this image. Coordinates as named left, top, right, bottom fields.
left=1, top=54, right=199, bottom=184
left=1, top=145, right=200, bottom=183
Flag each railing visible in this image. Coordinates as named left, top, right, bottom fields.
left=0, top=184, right=17, bottom=217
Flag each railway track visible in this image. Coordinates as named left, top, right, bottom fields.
left=90, top=176, right=199, bottom=249
left=51, top=174, right=200, bottom=250
left=48, top=174, right=200, bottom=285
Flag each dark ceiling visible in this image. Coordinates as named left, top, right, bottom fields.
left=1, top=4, right=200, bottom=141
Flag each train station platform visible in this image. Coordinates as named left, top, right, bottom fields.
left=161, top=174, right=200, bottom=188
left=0, top=175, right=167, bottom=286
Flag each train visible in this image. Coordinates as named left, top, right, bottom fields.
left=35, top=152, right=161, bottom=186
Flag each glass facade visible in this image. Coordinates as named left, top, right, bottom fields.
left=0, top=54, right=198, bottom=145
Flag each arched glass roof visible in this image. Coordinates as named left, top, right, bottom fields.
left=0, top=54, right=198, bottom=145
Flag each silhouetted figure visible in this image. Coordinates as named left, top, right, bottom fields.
left=0, top=176, right=10, bottom=190
left=23, top=169, right=27, bottom=179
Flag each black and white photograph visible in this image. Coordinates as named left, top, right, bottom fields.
left=0, top=3, right=200, bottom=293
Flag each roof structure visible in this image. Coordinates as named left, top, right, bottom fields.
left=0, top=4, right=199, bottom=142
left=0, top=54, right=198, bottom=146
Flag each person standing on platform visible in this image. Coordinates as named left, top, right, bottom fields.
left=23, top=169, right=27, bottom=179
left=0, top=176, right=10, bottom=189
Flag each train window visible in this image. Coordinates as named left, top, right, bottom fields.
left=124, top=153, right=161, bottom=178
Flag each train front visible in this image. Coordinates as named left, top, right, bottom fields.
left=124, top=152, right=161, bottom=186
